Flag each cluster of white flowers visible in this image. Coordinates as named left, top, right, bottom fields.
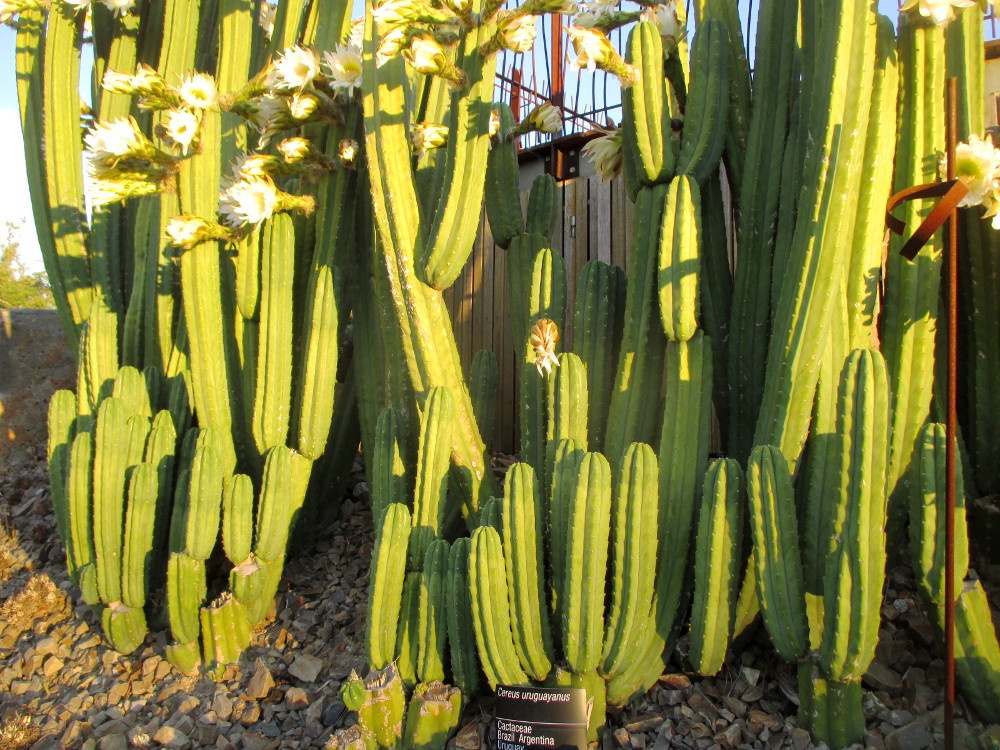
left=62, top=0, right=137, bottom=16
left=84, top=117, right=170, bottom=206
left=949, top=134, right=1000, bottom=230
left=640, top=2, right=680, bottom=41
left=0, top=0, right=45, bottom=24
left=899, top=0, right=975, bottom=25
left=582, top=127, right=623, bottom=181
left=219, top=177, right=281, bottom=227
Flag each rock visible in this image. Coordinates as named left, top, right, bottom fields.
left=714, top=724, right=742, bottom=748
left=240, top=732, right=278, bottom=750
left=613, top=727, right=631, bottom=747
left=285, top=686, right=309, bottom=711
left=660, top=674, right=692, bottom=690
left=212, top=693, right=233, bottom=722
left=246, top=660, right=275, bottom=699
left=35, top=636, right=58, bottom=655
left=321, top=700, right=346, bottom=727
left=288, top=653, right=324, bottom=683
left=864, top=661, right=903, bottom=694
left=241, top=701, right=261, bottom=725
left=885, top=723, right=933, bottom=750
left=96, top=733, right=128, bottom=750
left=789, top=727, right=811, bottom=750
left=152, top=725, right=189, bottom=749
left=879, top=709, right=914, bottom=728
left=41, top=656, right=63, bottom=676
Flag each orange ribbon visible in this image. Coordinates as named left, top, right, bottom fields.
left=885, top=179, right=969, bottom=260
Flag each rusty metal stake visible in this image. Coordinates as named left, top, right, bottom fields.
left=944, top=74, right=958, bottom=750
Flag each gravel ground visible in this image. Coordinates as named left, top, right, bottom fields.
left=0, top=441, right=997, bottom=750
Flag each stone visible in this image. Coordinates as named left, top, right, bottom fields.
left=863, top=661, right=903, bottom=694
left=614, top=728, right=631, bottom=747
left=241, top=701, right=261, bottom=725
left=96, top=733, right=128, bottom=750
left=789, top=727, right=811, bottom=750
left=212, top=693, right=233, bottom=721
left=152, top=725, right=189, bottom=749
left=240, top=732, right=278, bottom=750
left=288, top=653, right=324, bottom=683
left=245, top=659, right=275, bottom=699
left=885, top=723, right=933, bottom=750
left=714, top=724, right=742, bottom=748
left=285, top=686, right=309, bottom=711
left=322, top=700, right=346, bottom=727
left=41, top=656, right=63, bottom=676
left=35, top=637, right=58, bottom=655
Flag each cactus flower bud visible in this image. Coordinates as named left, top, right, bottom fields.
left=403, top=35, right=448, bottom=75
left=566, top=25, right=614, bottom=72
left=411, top=122, right=449, bottom=158
left=339, top=139, right=359, bottom=167
left=164, top=214, right=218, bottom=249
left=278, top=136, right=311, bottom=163
left=529, top=319, right=560, bottom=376
left=102, top=68, right=135, bottom=94
left=288, top=92, right=319, bottom=120
left=489, top=108, right=501, bottom=137
left=526, top=102, right=562, bottom=134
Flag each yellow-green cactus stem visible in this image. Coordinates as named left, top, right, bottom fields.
left=366, top=503, right=411, bottom=669
left=403, top=682, right=463, bottom=750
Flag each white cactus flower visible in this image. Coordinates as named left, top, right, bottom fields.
left=164, top=109, right=200, bottom=154
left=178, top=73, right=218, bottom=110
left=219, top=177, right=280, bottom=227
left=374, top=0, right=433, bottom=26
left=267, top=45, right=321, bottom=91
left=527, top=103, right=562, bottom=134
left=131, top=63, right=164, bottom=94
left=411, top=122, right=449, bottom=158
left=500, top=15, right=538, bottom=53
left=949, top=134, right=1000, bottom=208
left=347, top=17, right=365, bottom=48
left=250, top=94, right=287, bottom=130
left=87, top=178, right=131, bottom=207
left=323, top=44, right=363, bottom=94
left=84, top=117, right=147, bottom=162
left=582, top=127, right=623, bottom=181
left=572, top=10, right=599, bottom=28
left=566, top=25, right=613, bottom=72
left=641, top=2, right=680, bottom=40
left=98, top=0, right=136, bottom=14
left=899, top=0, right=975, bottom=25
left=584, top=0, right=617, bottom=12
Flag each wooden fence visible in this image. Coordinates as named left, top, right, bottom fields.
left=443, top=174, right=638, bottom=454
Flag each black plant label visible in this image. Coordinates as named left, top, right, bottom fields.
left=489, top=685, right=589, bottom=750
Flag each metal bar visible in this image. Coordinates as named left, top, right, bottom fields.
left=944, top=74, right=958, bottom=750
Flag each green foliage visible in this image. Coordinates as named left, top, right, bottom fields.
left=0, top=225, right=53, bottom=309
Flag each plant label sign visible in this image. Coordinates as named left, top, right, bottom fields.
left=490, top=685, right=589, bottom=750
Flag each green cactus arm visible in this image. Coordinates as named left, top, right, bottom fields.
left=525, top=174, right=560, bottom=239
left=267, top=0, right=308, bottom=56
left=235, top=231, right=261, bottom=322
left=396, top=572, right=421, bottom=690
left=954, top=581, right=1000, bottom=723
left=573, top=261, right=626, bottom=454
left=251, top=213, right=296, bottom=455
left=562, top=452, right=612, bottom=674
left=200, top=594, right=251, bottom=676
left=43, top=1, right=93, bottom=333
left=547, top=438, right=585, bottom=631
left=16, top=8, right=76, bottom=346
left=605, top=184, right=669, bottom=467
left=657, top=176, right=701, bottom=342
left=752, top=0, right=877, bottom=472
left=217, top=0, right=255, bottom=164
left=689, top=457, right=744, bottom=676
left=416, top=539, right=450, bottom=684
left=676, top=20, right=730, bottom=186
left=912, top=423, right=969, bottom=608
left=79, top=298, right=120, bottom=416
left=655, top=336, right=712, bottom=633
left=470, top=350, right=499, bottom=452
left=420, top=25, right=498, bottom=290
left=549, top=353, right=589, bottom=452
left=362, top=18, right=499, bottom=521
left=47, top=390, right=77, bottom=555
left=92, top=396, right=133, bottom=604
left=184, top=430, right=226, bottom=560
left=468, top=525, right=530, bottom=689
left=166, top=552, right=207, bottom=645
left=366, top=503, right=411, bottom=669
left=622, top=22, right=674, bottom=186
left=484, top=104, right=524, bottom=250
left=746, top=445, right=808, bottom=663
left=819, top=349, right=891, bottom=683
left=371, top=407, right=410, bottom=527
left=67, top=430, right=96, bottom=591
left=101, top=605, right=147, bottom=655
left=501, top=463, right=554, bottom=681
left=601, top=442, right=658, bottom=680
left=120, top=463, right=159, bottom=610
left=446, top=537, right=480, bottom=697
left=410, top=387, right=455, bottom=569
left=846, top=15, right=898, bottom=350
left=222, top=473, right=255, bottom=565
left=404, top=682, right=463, bottom=750
left=726, top=0, right=798, bottom=463
left=253, top=446, right=310, bottom=563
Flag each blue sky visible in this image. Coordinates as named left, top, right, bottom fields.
left=0, top=0, right=906, bottom=275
